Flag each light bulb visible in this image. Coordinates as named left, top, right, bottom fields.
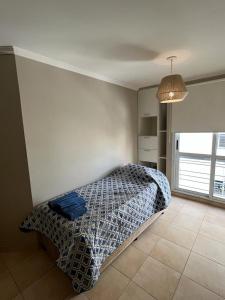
left=169, top=91, right=174, bottom=98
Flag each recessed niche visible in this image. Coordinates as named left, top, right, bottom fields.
left=159, top=104, right=167, bottom=131
left=159, top=131, right=167, bottom=157
left=140, top=161, right=157, bottom=169
left=139, top=116, right=157, bottom=136
left=159, top=158, right=166, bottom=174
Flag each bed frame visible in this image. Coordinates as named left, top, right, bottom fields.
left=38, top=209, right=165, bottom=272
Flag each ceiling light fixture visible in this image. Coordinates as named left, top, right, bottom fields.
left=156, top=56, right=188, bottom=103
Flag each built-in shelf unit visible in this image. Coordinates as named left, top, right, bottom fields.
left=138, top=87, right=168, bottom=175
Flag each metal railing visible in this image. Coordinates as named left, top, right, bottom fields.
left=213, top=160, right=225, bottom=199
left=178, top=157, right=210, bottom=194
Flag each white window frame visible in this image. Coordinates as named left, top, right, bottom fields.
left=172, top=132, right=225, bottom=203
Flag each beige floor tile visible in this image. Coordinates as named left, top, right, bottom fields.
left=182, top=199, right=208, bottom=210
left=166, top=205, right=182, bottom=215
left=206, top=205, right=225, bottom=218
left=0, top=249, right=34, bottom=270
left=167, top=202, right=184, bottom=212
left=133, top=257, right=180, bottom=300
left=171, top=196, right=186, bottom=206
left=162, top=225, right=197, bottom=250
left=148, top=219, right=170, bottom=237
left=171, top=213, right=203, bottom=233
left=86, top=266, right=129, bottom=300
left=159, top=209, right=178, bottom=223
left=184, top=252, right=225, bottom=298
left=204, top=214, right=225, bottom=229
left=0, top=270, right=20, bottom=300
left=11, top=249, right=54, bottom=290
left=150, top=238, right=190, bottom=273
left=112, top=245, right=147, bottom=278
left=200, top=220, right=225, bottom=244
left=173, top=275, right=223, bottom=300
left=193, top=234, right=225, bottom=266
left=180, top=205, right=205, bottom=219
left=23, top=267, right=73, bottom=300
left=119, top=281, right=155, bottom=300
left=133, top=230, right=161, bottom=255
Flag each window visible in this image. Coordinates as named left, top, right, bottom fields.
left=217, top=133, right=225, bottom=156
left=174, top=132, right=225, bottom=201
left=179, top=133, right=213, bottom=155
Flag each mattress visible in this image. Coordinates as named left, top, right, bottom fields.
left=21, top=164, right=171, bottom=293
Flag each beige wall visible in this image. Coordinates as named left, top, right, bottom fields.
left=171, top=80, right=225, bottom=132
left=0, top=54, right=37, bottom=251
left=15, top=56, right=137, bottom=205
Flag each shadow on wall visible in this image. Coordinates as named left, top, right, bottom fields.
left=15, top=55, right=138, bottom=205
left=0, top=51, right=37, bottom=251
left=79, top=74, right=137, bottom=158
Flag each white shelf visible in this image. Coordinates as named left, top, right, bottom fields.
left=138, top=88, right=168, bottom=175
left=139, top=149, right=158, bottom=163
left=139, top=135, right=157, bottom=137
left=138, top=88, right=158, bottom=118
left=138, top=136, right=158, bottom=150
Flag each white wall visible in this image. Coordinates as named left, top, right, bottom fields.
left=171, top=80, right=225, bottom=132
left=15, top=56, right=137, bottom=205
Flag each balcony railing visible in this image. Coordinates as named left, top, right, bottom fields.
left=178, top=157, right=211, bottom=194
left=213, top=160, right=225, bottom=199
left=175, top=132, right=225, bottom=202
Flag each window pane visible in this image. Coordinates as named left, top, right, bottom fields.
left=178, top=156, right=211, bottom=194
left=179, top=133, right=213, bottom=155
left=216, top=133, right=225, bottom=156
left=213, top=160, right=225, bottom=200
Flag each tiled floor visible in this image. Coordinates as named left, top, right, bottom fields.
left=1, top=196, right=225, bottom=300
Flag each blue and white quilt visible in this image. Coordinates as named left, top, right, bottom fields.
left=21, top=164, right=171, bottom=293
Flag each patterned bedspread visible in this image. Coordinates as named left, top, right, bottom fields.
left=21, top=164, right=171, bottom=293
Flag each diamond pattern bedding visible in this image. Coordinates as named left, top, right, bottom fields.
left=21, top=164, right=171, bottom=293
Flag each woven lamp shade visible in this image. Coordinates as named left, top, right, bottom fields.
left=157, top=74, right=188, bottom=103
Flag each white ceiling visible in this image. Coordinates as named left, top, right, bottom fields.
left=1, top=0, right=225, bottom=90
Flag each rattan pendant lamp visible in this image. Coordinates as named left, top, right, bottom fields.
left=157, top=56, right=188, bottom=103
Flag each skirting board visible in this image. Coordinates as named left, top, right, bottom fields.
left=38, top=209, right=165, bottom=273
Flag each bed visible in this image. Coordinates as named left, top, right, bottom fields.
left=21, top=164, right=171, bottom=293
